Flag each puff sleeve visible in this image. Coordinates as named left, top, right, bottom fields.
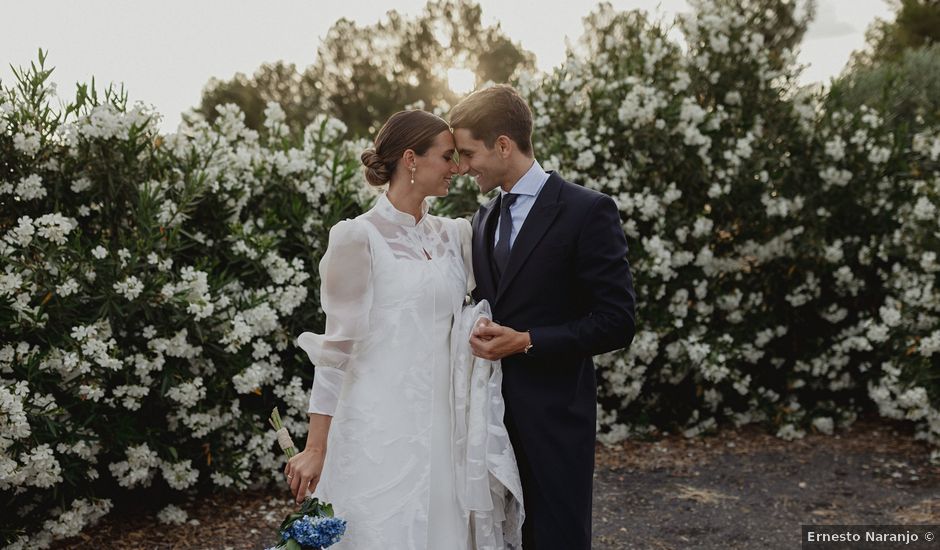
left=296, top=220, right=373, bottom=415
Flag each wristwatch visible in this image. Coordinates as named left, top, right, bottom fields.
left=523, top=331, right=533, bottom=355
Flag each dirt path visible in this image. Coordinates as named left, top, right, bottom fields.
left=593, top=417, right=940, bottom=549
left=55, top=416, right=939, bottom=549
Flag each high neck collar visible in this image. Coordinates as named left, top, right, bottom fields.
left=375, top=192, right=431, bottom=227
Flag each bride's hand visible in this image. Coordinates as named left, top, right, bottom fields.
left=285, top=448, right=326, bottom=504
left=472, top=316, right=493, bottom=341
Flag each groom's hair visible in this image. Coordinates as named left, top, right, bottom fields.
left=449, top=85, right=533, bottom=155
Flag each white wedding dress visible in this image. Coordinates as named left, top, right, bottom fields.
left=297, top=193, right=523, bottom=550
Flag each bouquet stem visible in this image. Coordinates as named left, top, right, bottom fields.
left=269, top=407, right=297, bottom=458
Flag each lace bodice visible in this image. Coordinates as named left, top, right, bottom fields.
left=297, top=192, right=472, bottom=413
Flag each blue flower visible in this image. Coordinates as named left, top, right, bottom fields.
left=285, top=515, right=347, bottom=549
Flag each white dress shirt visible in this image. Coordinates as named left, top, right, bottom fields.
left=494, top=159, right=550, bottom=249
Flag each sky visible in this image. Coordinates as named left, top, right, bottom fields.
left=1, top=0, right=894, bottom=134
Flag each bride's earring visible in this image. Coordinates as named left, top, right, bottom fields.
left=410, top=165, right=416, bottom=186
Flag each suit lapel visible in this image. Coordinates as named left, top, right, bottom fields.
left=495, top=173, right=564, bottom=304
left=472, top=196, right=500, bottom=301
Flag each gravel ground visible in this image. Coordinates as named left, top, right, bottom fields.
left=592, top=416, right=940, bottom=549
left=54, top=416, right=939, bottom=549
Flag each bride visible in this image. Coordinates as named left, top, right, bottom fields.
left=286, top=110, right=524, bottom=549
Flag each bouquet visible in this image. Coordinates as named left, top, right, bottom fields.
left=267, top=408, right=347, bottom=550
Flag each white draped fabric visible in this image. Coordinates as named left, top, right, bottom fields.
left=296, top=193, right=523, bottom=549
left=451, top=300, right=525, bottom=548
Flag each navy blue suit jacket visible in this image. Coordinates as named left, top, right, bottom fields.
left=471, top=171, right=636, bottom=549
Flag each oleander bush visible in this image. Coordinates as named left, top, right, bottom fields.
left=520, top=0, right=939, bottom=448
left=0, top=53, right=371, bottom=547
left=1, top=0, right=939, bottom=546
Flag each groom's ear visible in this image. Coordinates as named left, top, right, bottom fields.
left=495, top=135, right=513, bottom=158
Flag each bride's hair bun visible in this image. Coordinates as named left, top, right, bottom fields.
left=361, top=110, right=450, bottom=188
left=361, top=148, right=391, bottom=187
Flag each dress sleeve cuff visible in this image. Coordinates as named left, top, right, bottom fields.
left=307, top=367, right=345, bottom=415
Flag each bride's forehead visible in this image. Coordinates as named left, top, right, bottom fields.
left=431, top=130, right=456, bottom=148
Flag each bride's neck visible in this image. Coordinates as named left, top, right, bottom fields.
left=386, top=181, right=426, bottom=222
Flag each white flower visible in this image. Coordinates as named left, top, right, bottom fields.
left=252, top=340, right=272, bottom=359
left=112, top=384, right=149, bottom=410
left=762, top=193, right=803, bottom=218
left=867, top=145, right=891, bottom=164
left=919, top=331, right=940, bottom=357
left=160, top=459, right=199, bottom=490
left=866, top=323, right=889, bottom=344
left=812, top=417, right=834, bottom=435
left=157, top=504, right=188, bottom=525
left=819, top=166, right=852, bottom=187
left=161, top=267, right=213, bottom=320
left=156, top=199, right=181, bottom=226
left=77, top=103, right=157, bottom=141
left=912, top=197, right=936, bottom=221
left=15, top=174, right=46, bottom=200
left=113, top=276, right=144, bottom=301
left=921, top=251, right=940, bottom=273
left=685, top=340, right=711, bottom=364
left=210, top=471, right=235, bottom=488
left=263, top=102, right=288, bottom=138
left=42, top=498, right=112, bottom=541
left=117, top=248, right=132, bottom=266
left=35, top=213, right=78, bottom=245
left=166, top=377, right=205, bottom=408
left=776, top=424, right=805, bottom=441
left=109, top=443, right=160, bottom=488
left=575, top=149, right=596, bottom=170
left=221, top=303, right=279, bottom=352
left=912, top=130, right=940, bottom=160
left=56, top=278, right=80, bottom=297
left=0, top=381, right=31, bottom=451
left=5, top=216, right=36, bottom=248
left=231, top=360, right=281, bottom=394
left=78, top=384, right=105, bottom=402
left=734, top=134, right=754, bottom=159
left=824, top=136, right=846, bottom=161
left=0, top=101, right=10, bottom=134
left=692, top=216, right=715, bottom=237
left=878, top=303, right=902, bottom=328
left=20, top=444, right=63, bottom=488
left=91, top=246, right=108, bottom=259
left=13, top=125, right=41, bottom=155
left=709, top=32, right=730, bottom=54
left=309, top=114, right=347, bottom=142
left=823, top=241, right=844, bottom=263
left=617, top=83, right=667, bottom=129
left=71, top=177, right=92, bottom=193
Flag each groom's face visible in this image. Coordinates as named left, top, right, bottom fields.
left=453, top=128, right=504, bottom=194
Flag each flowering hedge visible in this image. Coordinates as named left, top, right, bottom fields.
left=0, top=53, right=373, bottom=547
left=519, top=0, right=940, bottom=449
left=2, top=0, right=939, bottom=546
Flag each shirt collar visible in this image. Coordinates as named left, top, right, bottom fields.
left=501, top=159, right=548, bottom=198
left=375, top=192, right=430, bottom=227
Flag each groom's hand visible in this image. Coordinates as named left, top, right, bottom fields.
left=470, top=321, right=531, bottom=360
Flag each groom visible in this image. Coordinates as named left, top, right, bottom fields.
left=451, top=85, right=636, bottom=549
